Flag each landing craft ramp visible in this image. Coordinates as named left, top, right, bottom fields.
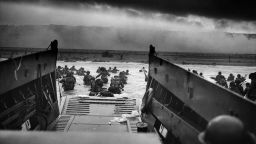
left=49, top=96, right=141, bottom=133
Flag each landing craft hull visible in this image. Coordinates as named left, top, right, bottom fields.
left=143, top=48, right=256, bottom=144
left=0, top=49, right=59, bottom=130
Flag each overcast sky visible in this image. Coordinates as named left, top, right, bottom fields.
left=0, top=1, right=255, bottom=53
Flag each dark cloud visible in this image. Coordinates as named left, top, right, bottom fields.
left=0, top=2, right=255, bottom=54
left=0, top=25, right=256, bottom=54
left=2, top=0, right=255, bottom=20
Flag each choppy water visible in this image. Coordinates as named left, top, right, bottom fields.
left=57, top=61, right=256, bottom=102
left=57, top=61, right=148, bottom=100
left=179, top=64, right=255, bottom=83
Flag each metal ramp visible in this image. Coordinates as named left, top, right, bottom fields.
left=52, top=115, right=74, bottom=132
left=52, top=96, right=140, bottom=133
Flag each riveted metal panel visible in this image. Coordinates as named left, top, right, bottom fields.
left=149, top=54, right=256, bottom=134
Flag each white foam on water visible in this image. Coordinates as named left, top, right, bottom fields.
left=57, top=61, right=256, bottom=102
left=57, top=61, right=148, bottom=99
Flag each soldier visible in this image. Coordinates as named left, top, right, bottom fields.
left=243, top=83, right=251, bottom=96
left=96, top=67, right=102, bottom=73
left=235, top=74, right=246, bottom=84
left=60, top=72, right=76, bottom=91
left=227, top=73, right=235, bottom=81
left=245, top=72, right=256, bottom=101
left=198, top=115, right=256, bottom=144
left=100, top=90, right=114, bottom=97
left=108, top=67, right=112, bottom=72
left=89, top=77, right=98, bottom=96
left=96, top=67, right=110, bottom=84
left=56, top=66, right=63, bottom=79
left=140, top=67, right=147, bottom=73
left=77, top=67, right=86, bottom=76
left=111, top=67, right=119, bottom=73
left=89, top=78, right=103, bottom=95
left=119, top=71, right=127, bottom=84
left=235, top=79, right=244, bottom=95
left=215, top=71, right=226, bottom=84
left=83, top=71, right=93, bottom=86
left=125, top=70, right=129, bottom=75
left=229, top=81, right=243, bottom=95
left=192, top=70, right=198, bottom=75
left=70, top=65, right=77, bottom=73
left=63, top=65, right=69, bottom=75
left=199, top=72, right=204, bottom=78
left=108, top=77, right=123, bottom=94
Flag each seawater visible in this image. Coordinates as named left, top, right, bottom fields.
left=56, top=61, right=256, bottom=102
left=56, top=61, right=148, bottom=101
left=178, top=64, right=255, bottom=83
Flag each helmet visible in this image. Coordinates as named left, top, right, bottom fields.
left=249, top=72, right=256, bottom=80
left=198, top=115, right=246, bottom=144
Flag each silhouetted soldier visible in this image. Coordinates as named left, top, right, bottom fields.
left=108, top=78, right=123, bottom=94
left=216, top=72, right=226, bottom=84
left=219, top=78, right=228, bottom=88
left=119, top=71, right=127, bottom=84
left=199, top=72, right=204, bottom=78
left=96, top=67, right=102, bottom=73
left=246, top=72, right=256, bottom=101
left=108, top=67, right=112, bottom=72
left=235, top=79, right=244, bottom=95
left=236, top=74, right=246, bottom=84
left=83, top=71, right=93, bottom=85
left=140, top=67, right=147, bottom=73
left=96, top=67, right=110, bottom=83
left=230, top=81, right=243, bottom=95
left=64, top=65, right=69, bottom=71
left=89, top=78, right=104, bottom=95
left=243, top=83, right=251, bottom=96
left=77, top=67, right=86, bottom=76
left=111, top=67, right=119, bottom=73
left=56, top=66, right=63, bottom=79
left=70, top=66, right=77, bottom=73
left=227, top=73, right=235, bottom=81
left=125, top=70, right=129, bottom=75
left=192, top=70, right=198, bottom=75
left=60, top=72, right=76, bottom=91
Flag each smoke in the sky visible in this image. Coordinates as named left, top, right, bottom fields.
left=0, top=2, right=255, bottom=53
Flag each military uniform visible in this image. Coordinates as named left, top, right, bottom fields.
left=60, top=74, right=76, bottom=91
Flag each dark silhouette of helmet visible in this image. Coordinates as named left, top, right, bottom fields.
left=249, top=72, right=256, bottom=80
left=198, top=115, right=247, bottom=144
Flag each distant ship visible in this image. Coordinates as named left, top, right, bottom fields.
left=0, top=40, right=255, bottom=144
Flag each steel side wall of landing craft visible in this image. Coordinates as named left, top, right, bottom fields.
left=149, top=55, right=256, bottom=134
left=151, top=98, right=200, bottom=144
left=0, top=50, right=59, bottom=129
left=0, top=51, right=57, bottom=95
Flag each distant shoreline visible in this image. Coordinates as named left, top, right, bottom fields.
left=1, top=47, right=256, bottom=66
